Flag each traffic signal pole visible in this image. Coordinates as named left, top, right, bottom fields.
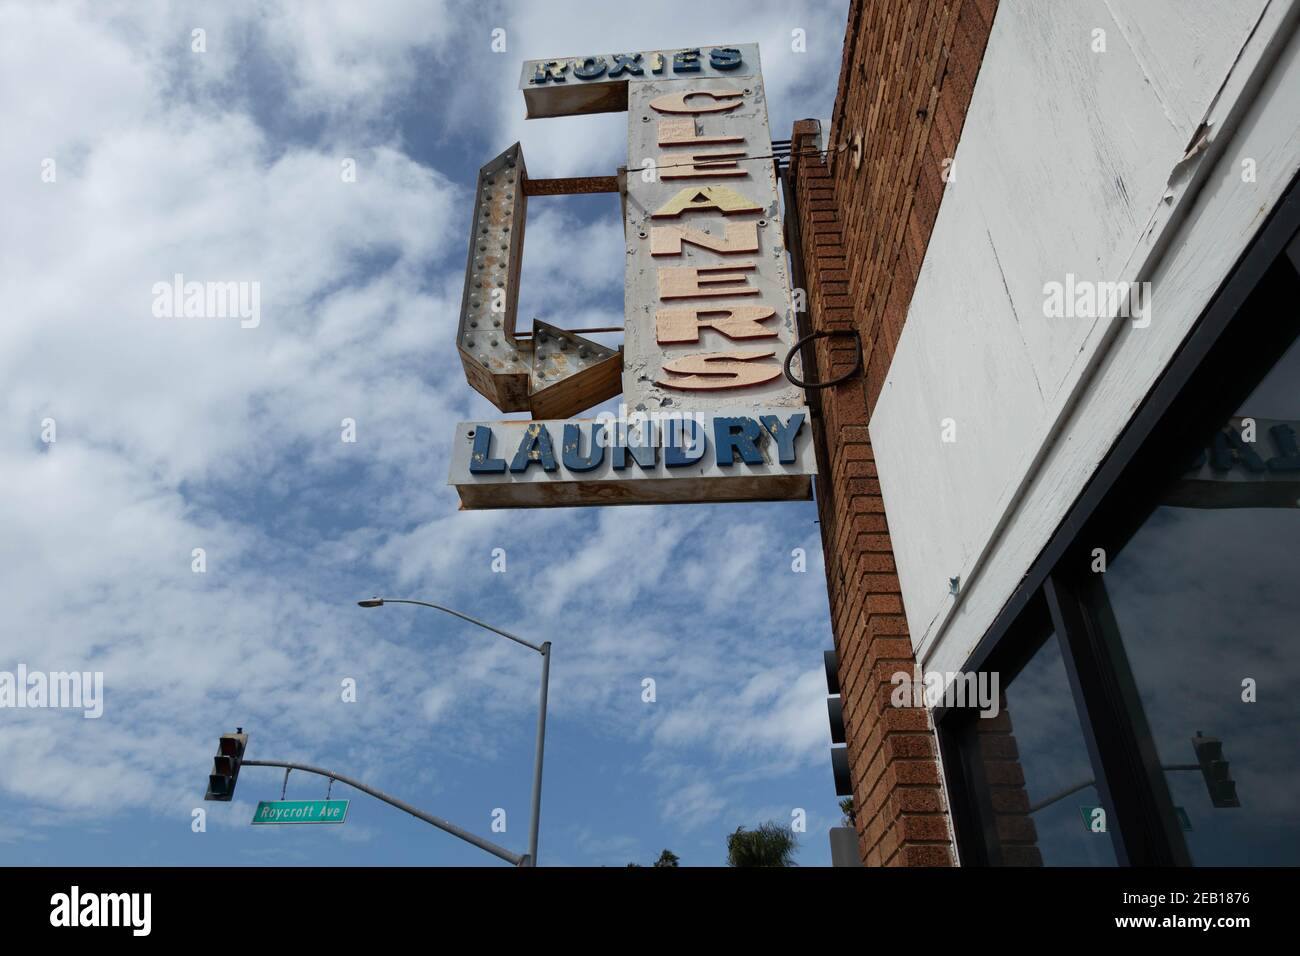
left=206, top=601, right=551, bottom=866
left=240, top=758, right=525, bottom=866
left=1027, top=764, right=1223, bottom=814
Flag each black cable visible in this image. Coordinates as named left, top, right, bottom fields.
left=783, top=328, right=863, bottom=390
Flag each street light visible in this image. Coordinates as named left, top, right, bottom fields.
left=358, top=596, right=552, bottom=867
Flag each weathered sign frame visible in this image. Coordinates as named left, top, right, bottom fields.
left=450, top=43, right=815, bottom=509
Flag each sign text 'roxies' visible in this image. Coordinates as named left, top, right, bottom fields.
left=519, top=46, right=755, bottom=118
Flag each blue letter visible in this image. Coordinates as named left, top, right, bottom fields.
left=709, top=47, right=743, bottom=71
left=573, top=55, right=607, bottom=79
left=672, top=48, right=701, bottom=73
left=608, top=52, right=644, bottom=78
left=468, top=426, right=506, bottom=474
left=562, top=423, right=605, bottom=472
left=1268, top=423, right=1300, bottom=472
left=510, top=424, right=558, bottom=472
left=612, top=422, right=657, bottom=470
left=714, top=417, right=764, bottom=466
left=665, top=418, right=705, bottom=468
left=760, top=413, right=805, bottom=464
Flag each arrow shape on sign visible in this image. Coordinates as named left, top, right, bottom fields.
left=457, top=143, right=623, bottom=419
left=457, top=143, right=530, bottom=412
left=528, top=319, right=622, bottom=420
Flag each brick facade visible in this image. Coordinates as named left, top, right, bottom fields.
left=788, top=0, right=1000, bottom=865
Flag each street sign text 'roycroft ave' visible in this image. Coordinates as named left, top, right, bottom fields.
left=251, top=800, right=349, bottom=825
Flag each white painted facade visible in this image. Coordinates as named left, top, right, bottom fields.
left=869, top=0, right=1300, bottom=675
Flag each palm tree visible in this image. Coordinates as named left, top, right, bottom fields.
left=726, top=822, right=799, bottom=867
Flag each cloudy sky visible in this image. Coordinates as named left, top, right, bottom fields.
left=0, top=0, right=848, bottom=866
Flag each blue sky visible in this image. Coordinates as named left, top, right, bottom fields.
left=0, top=0, right=849, bottom=866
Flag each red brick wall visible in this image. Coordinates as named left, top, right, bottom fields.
left=789, top=0, right=999, bottom=866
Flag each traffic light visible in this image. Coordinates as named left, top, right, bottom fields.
left=204, top=729, right=248, bottom=801
left=824, top=648, right=853, bottom=796
left=1192, top=732, right=1240, bottom=808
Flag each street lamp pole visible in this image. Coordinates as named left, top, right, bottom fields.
left=358, top=597, right=551, bottom=867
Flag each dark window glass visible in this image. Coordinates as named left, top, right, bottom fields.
left=1097, top=329, right=1300, bottom=865
left=950, top=612, right=1117, bottom=866
left=997, top=634, right=1117, bottom=866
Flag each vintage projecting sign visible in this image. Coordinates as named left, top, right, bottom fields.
left=450, top=43, right=813, bottom=509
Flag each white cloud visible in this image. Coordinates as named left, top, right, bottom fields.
left=258, top=0, right=455, bottom=115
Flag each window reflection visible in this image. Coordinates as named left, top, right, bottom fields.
left=967, top=633, right=1117, bottom=866
left=1102, top=333, right=1300, bottom=865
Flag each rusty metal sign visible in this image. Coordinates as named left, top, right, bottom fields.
left=457, top=144, right=622, bottom=418
left=449, top=43, right=814, bottom=509
left=519, top=46, right=755, bottom=119
left=451, top=409, right=813, bottom=509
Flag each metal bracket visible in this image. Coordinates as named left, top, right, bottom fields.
left=783, top=328, right=863, bottom=390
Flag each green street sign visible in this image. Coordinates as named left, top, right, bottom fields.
left=251, top=799, right=349, bottom=825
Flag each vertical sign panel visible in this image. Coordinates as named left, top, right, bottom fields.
left=623, top=50, right=804, bottom=414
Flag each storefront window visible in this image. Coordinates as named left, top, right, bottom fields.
left=943, top=216, right=1300, bottom=867
left=1097, top=332, right=1300, bottom=865
left=991, top=634, right=1117, bottom=866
